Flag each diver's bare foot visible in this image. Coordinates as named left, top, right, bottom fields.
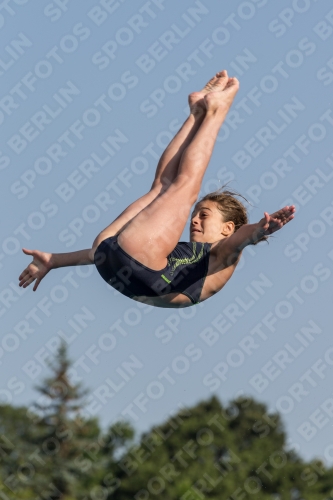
left=188, top=70, right=229, bottom=116
left=204, top=77, right=239, bottom=115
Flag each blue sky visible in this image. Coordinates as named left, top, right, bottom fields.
left=1, top=0, right=333, bottom=468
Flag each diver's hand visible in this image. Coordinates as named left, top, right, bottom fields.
left=256, top=206, right=296, bottom=238
left=19, top=248, right=53, bottom=291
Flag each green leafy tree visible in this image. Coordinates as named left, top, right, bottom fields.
left=2, top=342, right=333, bottom=499
left=0, top=404, right=37, bottom=499
left=108, top=396, right=333, bottom=500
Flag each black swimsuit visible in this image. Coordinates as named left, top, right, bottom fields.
left=94, top=236, right=212, bottom=304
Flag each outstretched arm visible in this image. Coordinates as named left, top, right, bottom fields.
left=19, top=248, right=94, bottom=291
left=219, top=205, right=296, bottom=265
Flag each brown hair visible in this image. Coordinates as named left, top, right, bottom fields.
left=197, top=187, right=268, bottom=244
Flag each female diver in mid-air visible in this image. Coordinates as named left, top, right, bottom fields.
left=19, top=70, right=295, bottom=308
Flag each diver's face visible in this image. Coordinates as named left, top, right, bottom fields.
left=190, top=200, right=231, bottom=243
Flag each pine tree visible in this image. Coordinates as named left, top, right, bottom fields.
left=1, top=342, right=104, bottom=499
left=27, top=341, right=103, bottom=499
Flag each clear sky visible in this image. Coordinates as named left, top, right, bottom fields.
left=1, top=0, right=333, bottom=469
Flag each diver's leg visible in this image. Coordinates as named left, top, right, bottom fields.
left=118, top=78, right=240, bottom=270
left=92, top=72, right=229, bottom=251
left=151, top=70, right=228, bottom=191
